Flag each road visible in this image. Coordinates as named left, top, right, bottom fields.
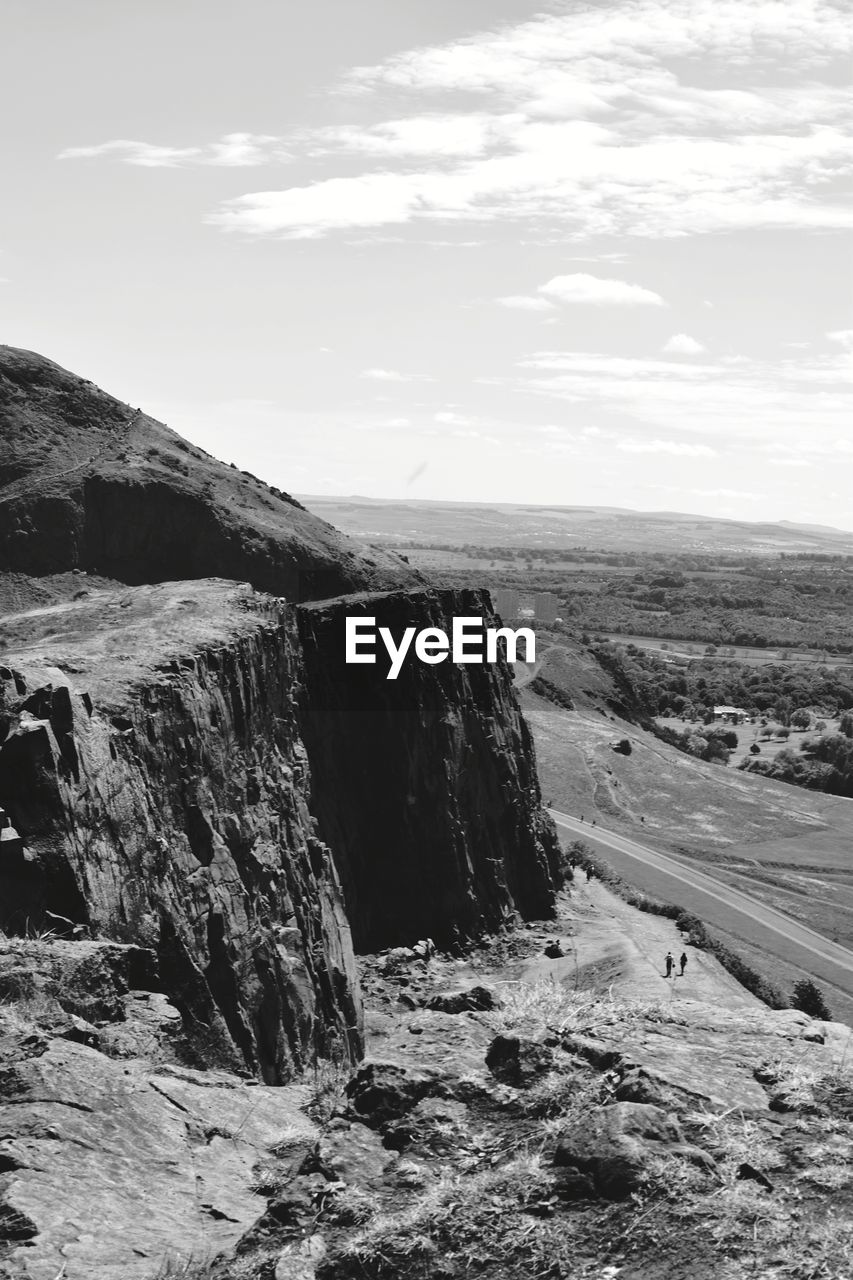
left=549, top=808, right=853, bottom=999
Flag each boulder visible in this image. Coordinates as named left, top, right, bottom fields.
left=426, top=985, right=500, bottom=1014
left=485, top=1034, right=555, bottom=1087
left=345, top=1061, right=443, bottom=1127
left=553, top=1102, right=714, bottom=1199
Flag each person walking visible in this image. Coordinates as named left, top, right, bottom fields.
left=679, top=952, right=687, bottom=976
left=665, top=951, right=674, bottom=977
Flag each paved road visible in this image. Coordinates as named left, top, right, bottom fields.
left=550, top=809, right=853, bottom=998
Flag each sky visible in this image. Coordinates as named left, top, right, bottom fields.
left=2, top=0, right=852, bottom=528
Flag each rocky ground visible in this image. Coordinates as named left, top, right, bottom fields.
left=2, top=880, right=851, bottom=1280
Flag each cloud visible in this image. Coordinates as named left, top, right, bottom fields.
left=827, top=329, right=853, bottom=349
left=59, top=133, right=291, bottom=168
left=539, top=273, right=665, bottom=307
left=207, top=1, right=853, bottom=239
left=516, top=350, right=852, bottom=447
left=617, top=438, right=716, bottom=456
left=360, top=367, right=432, bottom=382
left=434, top=410, right=474, bottom=426
left=496, top=295, right=554, bottom=311
left=663, top=333, right=706, bottom=355
left=309, top=114, right=499, bottom=158
left=691, top=488, right=764, bottom=500
left=212, top=173, right=424, bottom=237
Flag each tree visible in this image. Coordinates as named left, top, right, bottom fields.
left=840, top=712, right=853, bottom=739
left=791, top=978, right=831, bottom=1021
left=750, top=743, right=761, bottom=755
left=791, top=708, right=812, bottom=730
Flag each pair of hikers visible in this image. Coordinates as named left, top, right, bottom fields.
left=665, top=951, right=687, bottom=978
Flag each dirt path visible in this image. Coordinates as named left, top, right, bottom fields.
left=513, top=879, right=762, bottom=1011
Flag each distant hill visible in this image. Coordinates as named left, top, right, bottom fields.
left=0, top=347, right=416, bottom=601
left=300, top=495, right=853, bottom=557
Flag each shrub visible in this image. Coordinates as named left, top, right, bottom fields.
left=791, top=978, right=831, bottom=1021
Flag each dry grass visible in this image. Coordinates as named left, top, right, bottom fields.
left=491, top=977, right=667, bottom=1041
left=338, top=1155, right=574, bottom=1279
left=304, top=1057, right=353, bottom=1125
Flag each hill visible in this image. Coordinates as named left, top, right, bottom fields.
left=0, top=347, right=416, bottom=602
left=301, top=495, right=853, bottom=556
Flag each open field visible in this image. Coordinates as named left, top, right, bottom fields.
left=607, top=633, right=853, bottom=670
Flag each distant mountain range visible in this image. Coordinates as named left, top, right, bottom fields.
left=300, top=496, right=853, bottom=556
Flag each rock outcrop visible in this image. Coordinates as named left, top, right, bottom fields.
left=553, top=1101, right=714, bottom=1198
left=0, top=580, right=561, bottom=1082
left=0, top=345, right=415, bottom=600
left=0, top=996, right=319, bottom=1280
left=0, top=582, right=361, bottom=1082
left=297, top=589, right=561, bottom=950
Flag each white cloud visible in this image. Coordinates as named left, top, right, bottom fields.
left=59, top=133, right=291, bottom=168
left=663, top=333, right=706, bottom=355
left=496, top=295, right=554, bottom=311
left=360, top=367, right=432, bottom=382
left=692, top=488, right=764, bottom=500
left=827, top=329, right=853, bottom=349
left=516, top=350, right=852, bottom=446
left=435, top=410, right=474, bottom=426
left=309, top=114, right=499, bottom=158
left=208, top=1, right=853, bottom=239
left=211, top=173, right=424, bottom=237
left=539, top=273, right=665, bottom=307
left=617, top=438, right=716, bottom=456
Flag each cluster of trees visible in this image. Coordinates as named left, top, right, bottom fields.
left=601, top=644, right=853, bottom=721
left=740, top=724, right=853, bottom=797
left=655, top=723, right=738, bottom=765
left=433, top=550, right=853, bottom=653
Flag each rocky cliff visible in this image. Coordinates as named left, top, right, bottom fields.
left=298, top=589, right=560, bottom=950
left=0, top=346, right=415, bottom=600
left=0, top=582, right=361, bottom=1082
left=0, top=579, right=560, bottom=1080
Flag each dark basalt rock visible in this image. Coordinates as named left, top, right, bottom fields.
left=345, top=1061, right=444, bottom=1127
left=553, top=1101, right=715, bottom=1199
left=486, top=1034, right=556, bottom=1087
left=425, top=985, right=500, bottom=1014
left=297, top=589, right=561, bottom=952
left=0, top=591, right=362, bottom=1082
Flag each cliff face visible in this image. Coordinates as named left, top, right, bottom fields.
left=0, top=345, right=416, bottom=600
left=0, top=581, right=560, bottom=1078
left=0, top=583, right=361, bottom=1082
left=297, top=589, right=561, bottom=951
